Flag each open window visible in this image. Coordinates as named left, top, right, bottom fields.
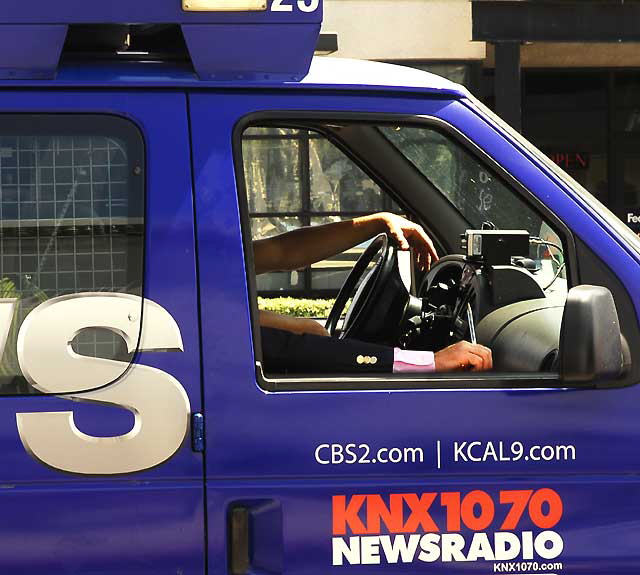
left=236, top=116, right=626, bottom=390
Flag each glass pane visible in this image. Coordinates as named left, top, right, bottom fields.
left=251, top=216, right=302, bottom=241
left=243, top=132, right=302, bottom=213
left=621, top=141, right=640, bottom=236
left=380, top=125, right=566, bottom=294
left=615, top=73, right=640, bottom=134
left=310, top=137, right=383, bottom=212
left=310, top=215, right=370, bottom=292
left=524, top=72, right=608, bottom=201
left=0, top=129, right=143, bottom=394
left=381, top=126, right=543, bottom=233
left=251, top=217, right=305, bottom=292
left=244, top=127, right=299, bottom=137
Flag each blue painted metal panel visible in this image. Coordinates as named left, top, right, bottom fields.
left=0, top=0, right=322, bottom=81
left=183, top=23, right=320, bottom=81
left=0, top=59, right=467, bottom=96
left=207, top=479, right=640, bottom=575
left=0, top=91, right=204, bottom=572
left=0, top=0, right=321, bottom=24
left=0, top=483, right=204, bottom=574
left=0, top=25, right=67, bottom=79
left=188, top=91, right=640, bottom=574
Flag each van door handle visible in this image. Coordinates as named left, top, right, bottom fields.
left=229, top=507, right=250, bottom=575
left=228, top=500, right=283, bottom=575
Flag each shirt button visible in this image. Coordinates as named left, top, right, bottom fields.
left=357, top=355, right=365, bottom=365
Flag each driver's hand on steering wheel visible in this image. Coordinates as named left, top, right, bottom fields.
left=379, top=213, right=439, bottom=271
left=435, top=341, right=493, bottom=372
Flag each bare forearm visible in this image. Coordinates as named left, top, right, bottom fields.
left=254, top=213, right=387, bottom=274
left=259, top=310, right=329, bottom=337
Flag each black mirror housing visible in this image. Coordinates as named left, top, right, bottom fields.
left=559, top=285, right=625, bottom=383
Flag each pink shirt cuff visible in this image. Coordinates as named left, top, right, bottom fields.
left=393, top=348, right=436, bottom=373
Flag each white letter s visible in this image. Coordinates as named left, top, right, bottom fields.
left=16, top=293, right=190, bottom=475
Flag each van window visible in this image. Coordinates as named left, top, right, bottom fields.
left=380, top=126, right=542, bottom=234
left=244, top=127, right=400, bottom=295
left=239, top=120, right=567, bottom=385
left=0, top=116, right=144, bottom=394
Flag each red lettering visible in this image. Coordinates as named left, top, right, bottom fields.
left=332, top=494, right=367, bottom=535
left=575, top=153, right=588, bottom=168
left=333, top=488, right=562, bottom=537
left=500, top=490, right=533, bottom=530
left=529, top=488, right=563, bottom=529
left=440, top=492, right=461, bottom=532
left=461, top=490, right=494, bottom=531
left=403, top=493, right=439, bottom=532
left=366, top=494, right=405, bottom=534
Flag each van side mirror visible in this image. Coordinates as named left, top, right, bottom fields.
left=559, top=285, right=625, bottom=382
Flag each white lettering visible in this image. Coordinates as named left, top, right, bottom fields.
left=440, top=533, right=467, bottom=562
left=16, top=293, right=190, bottom=475
left=494, top=532, right=521, bottom=561
left=454, top=441, right=468, bottom=462
left=379, top=534, right=420, bottom=564
left=271, top=0, right=293, bottom=11
left=521, top=531, right=534, bottom=560
left=418, top=533, right=441, bottom=562
left=314, top=444, right=330, bottom=465
left=330, top=532, right=564, bottom=565
left=483, top=441, right=498, bottom=462
left=466, top=532, right=495, bottom=561
left=332, top=537, right=360, bottom=566
left=534, top=531, right=564, bottom=560
left=468, top=441, right=482, bottom=462
left=498, top=441, right=510, bottom=461
left=361, top=536, right=381, bottom=565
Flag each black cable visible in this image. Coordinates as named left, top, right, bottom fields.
left=543, top=262, right=566, bottom=291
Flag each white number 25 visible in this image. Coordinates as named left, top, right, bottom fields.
left=271, top=0, right=319, bottom=13
left=1, top=293, right=190, bottom=476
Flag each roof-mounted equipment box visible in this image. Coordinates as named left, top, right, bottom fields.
left=0, top=0, right=322, bottom=81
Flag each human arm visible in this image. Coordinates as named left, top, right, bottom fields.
left=434, top=341, right=493, bottom=372
left=394, top=341, right=492, bottom=372
left=259, top=310, right=329, bottom=337
left=260, top=326, right=492, bottom=374
left=253, top=212, right=438, bottom=275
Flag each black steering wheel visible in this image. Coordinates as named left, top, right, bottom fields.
left=419, top=255, right=480, bottom=348
left=325, top=234, right=409, bottom=345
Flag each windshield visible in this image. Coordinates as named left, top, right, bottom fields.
left=379, top=124, right=566, bottom=296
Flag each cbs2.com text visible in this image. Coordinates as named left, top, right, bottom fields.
left=315, top=443, right=424, bottom=465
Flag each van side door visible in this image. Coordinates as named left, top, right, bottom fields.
left=191, top=89, right=640, bottom=575
left=0, top=92, right=205, bottom=574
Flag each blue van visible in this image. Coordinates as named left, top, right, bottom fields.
left=0, top=1, right=639, bottom=573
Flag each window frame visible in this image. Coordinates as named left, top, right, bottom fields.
left=233, top=111, right=581, bottom=392
left=0, top=113, right=146, bottom=396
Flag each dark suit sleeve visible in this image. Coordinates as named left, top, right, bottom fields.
left=261, top=327, right=394, bottom=374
